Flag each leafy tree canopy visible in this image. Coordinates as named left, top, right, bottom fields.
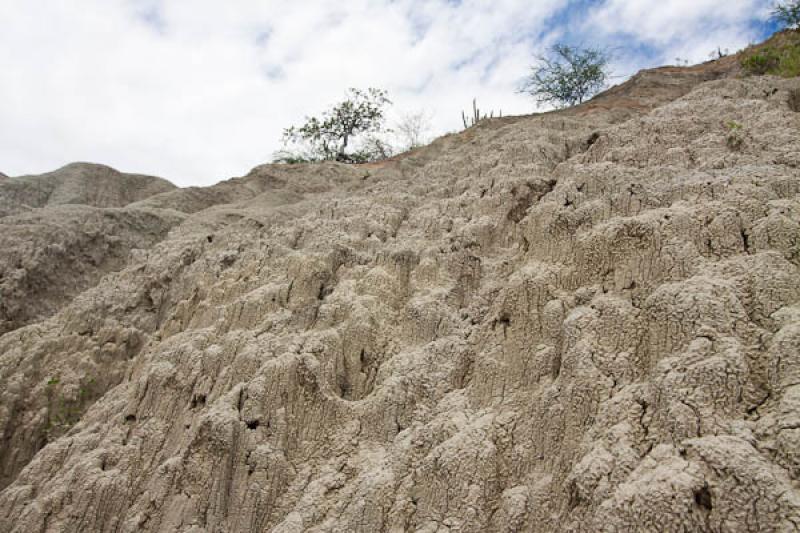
left=774, top=0, right=800, bottom=28
left=520, top=44, right=611, bottom=108
left=277, top=88, right=392, bottom=164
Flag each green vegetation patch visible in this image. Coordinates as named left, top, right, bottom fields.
left=725, top=121, right=745, bottom=151
left=741, top=36, right=800, bottom=77
left=43, top=375, right=99, bottom=439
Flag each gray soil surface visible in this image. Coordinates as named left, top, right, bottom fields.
left=1, top=38, right=799, bottom=532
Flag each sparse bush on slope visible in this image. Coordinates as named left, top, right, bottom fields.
left=395, top=111, right=433, bottom=151
left=740, top=2, right=800, bottom=77
left=740, top=36, right=800, bottom=77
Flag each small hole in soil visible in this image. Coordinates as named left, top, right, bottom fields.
left=125, top=414, right=136, bottom=423
left=191, top=394, right=206, bottom=409
left=317, top=283, right=333, bottom=301
left=245, top=419, right=260, bottom=430
left=694, top=484, right=713, bottom=511
left=495, top=314, right=511, bottom=329
left=789, top=89, right=800, bottom=113
left=551, top=353, right=562, bottom=379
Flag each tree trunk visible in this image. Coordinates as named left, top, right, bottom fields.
left=337, top=132, right=350, bottom=162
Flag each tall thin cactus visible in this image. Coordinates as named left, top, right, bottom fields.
left=462, top=98, right=501, bottom=129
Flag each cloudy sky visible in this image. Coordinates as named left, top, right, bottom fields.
left=0, top=0, right=778, bottom=186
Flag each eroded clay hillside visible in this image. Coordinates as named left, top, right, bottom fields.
left=0, top=163, right=176, bottom=218
left=0, top=163, right=181, bottom=336
left=1, top=46, right=799, bottom=532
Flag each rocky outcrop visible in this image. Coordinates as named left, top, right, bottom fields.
left=0, top=52, right=799, bottom=531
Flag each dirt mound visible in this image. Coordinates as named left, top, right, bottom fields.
left=0, top=163, right=176, bottom=218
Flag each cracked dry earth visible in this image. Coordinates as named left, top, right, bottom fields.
left=1, top=68, right=800, bottom=532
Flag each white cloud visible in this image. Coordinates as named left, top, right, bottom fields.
left=0, top=0, right=774, bottom=186
left=584, top=0, right=772, bottom=68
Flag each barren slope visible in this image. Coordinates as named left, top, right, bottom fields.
left=0, top=164, right=182, bottom=336
left=1, top=56, right=800, bottom=531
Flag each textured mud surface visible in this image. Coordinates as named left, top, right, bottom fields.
left=1, top=56, right=800, bottom=531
